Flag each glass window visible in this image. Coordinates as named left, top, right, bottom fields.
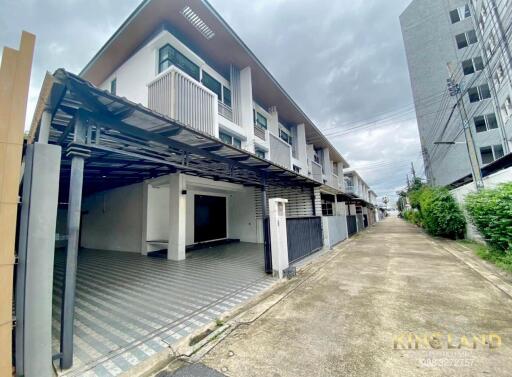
left=494, top=144, right=505, bottom=159
left=223, top=86, right=231, bottom=107
left=464, top=4, right=471, bottom=18
left=233, top=137, right=242, bottom=149
left=158, top=44, right=200, bottom=80
left=456, top=33, right=468, bottom=49
left=479, top=84, right=491, bottom=99
left=255, top=149, right=266, bottom=159
left=487, top=113, right=498, bottom=129
left=219, top=131, right=232, bottom=144
left=201, top=71, right=222, bottom=99
left=321, top=200, right=334, bottom=216
left=110, top=78, right=117, bottom=95
left=462, top=59, right=475, bottom=75
left=474, top=115, right=487, bottom=132
left=468, top=87, right=480, bottom=102
left=474, top=56, right=484, bottom=71
left=450, top=9, right=461, bottom=23
left=480, top=146, right=494, bottom=164
left=467, top=30, right=477, bottom=44
left=255, top=112, right=267, bottom=129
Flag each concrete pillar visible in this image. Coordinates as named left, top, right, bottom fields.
left=268, top=106, right=279, bottom=136
left=296, top=123, right=308, bottom=169
left=37, top=110, right=51, bottom=143
left=168, top=173, right=186, bottom=260
left=240, top=66, right=254, bottom=152
left=322, top=147, right=332, bottom=177
left=16, top=143, right=60, bottom=377
left=269, top=198, right=289, bottom=279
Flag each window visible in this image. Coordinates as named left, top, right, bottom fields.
left=254, top=111, right=267, bottom=129
left=455, top=30, right=477, bottom=49
left=293, top=165, right=301, bottom=174
left=480, top=144, right=505, bottom=164
left=321, top=199, right=334, bottom=216
left=468, top=83, right=491, bottom=103
left=462, top=57, right=484, bottom=75
left=279, top=123, right=293, bottom=145
left=110, top=78, right=117, bottom=95
left=502, top=96, right=512, bottom=118
left=158, top=44, right=200, bottom=80
left=494, top=63, right=504, bottom=86
left=219, top=131, right=241, bottom=148
left=474, top=113, right=498, bottom=133
left=201, top=71, right=222, bottom=99
left=450, top=5, right=471, bottom=23
left=255, top=148, right=266, bottom=159
left=223, top=86, right=231, bottom=107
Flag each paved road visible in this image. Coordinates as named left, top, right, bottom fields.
left=196, top=217, right=512, bottom=377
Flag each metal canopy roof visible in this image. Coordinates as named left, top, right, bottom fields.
left=36, top=69, right=323, bottom=197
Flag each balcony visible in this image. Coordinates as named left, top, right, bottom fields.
left=269, top=134, right=291, bottom=169
left=330, top=173, right=339, bottom=189
left=254, top=124, right=266, bottom=141
left=148, top=66, right=217, bottom=136
left=218, top=101, right=233, bottom=122
left=311, top=161, right=322, bottom=182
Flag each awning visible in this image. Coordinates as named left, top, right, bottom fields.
left=30, top=69, right=324, bottom=197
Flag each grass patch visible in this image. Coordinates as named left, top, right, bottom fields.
left=458, top=240, right=512, bottom=274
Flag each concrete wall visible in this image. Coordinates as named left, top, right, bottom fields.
left=450, top=167, right=512, bottom=241
left=146, top=185, right=169, bottom=241
left=81, top=183, right=143, bottom=252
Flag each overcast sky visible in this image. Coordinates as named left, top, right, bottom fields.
left=1, top=0, right=424, bottom=204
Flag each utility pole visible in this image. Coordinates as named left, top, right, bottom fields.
left=446, top=63, right=484, bottom=190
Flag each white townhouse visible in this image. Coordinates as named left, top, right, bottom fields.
left=16, top=1, right=378, bottom=376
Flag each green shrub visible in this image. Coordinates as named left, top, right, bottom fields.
left=465, top=183, right=512, bottom=253
left=418, top=187, right=466, bottom=239
left=403, top=209, right=422, bottom=226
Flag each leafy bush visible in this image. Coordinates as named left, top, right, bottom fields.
left=465, top=183, right=512, bottom=253
left=403, top=209, right=422, bottom=226
left=419, top=187, right=466, bottom=239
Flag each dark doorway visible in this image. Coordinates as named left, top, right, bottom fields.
left=194, top=195, right=227, bottom=243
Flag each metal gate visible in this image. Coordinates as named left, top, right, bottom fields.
left=286, top=216, right=323, bottom=263
left=347, top=215, right=357, bottom=236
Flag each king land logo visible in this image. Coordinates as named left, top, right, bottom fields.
left=393, top=332, right=502, bottom=350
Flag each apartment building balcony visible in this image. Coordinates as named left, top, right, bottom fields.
left=311, top=160, right=323, bottom=182
left=269, top=133, right=291, bottom=169
left=148, top=66, right=218, bottom=136
left=330, top=173, right=339, bottom=189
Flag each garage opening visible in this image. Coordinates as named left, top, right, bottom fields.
left=194, top=194, right=227, bottom=243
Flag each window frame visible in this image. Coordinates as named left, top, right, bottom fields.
left=158, top=43, right=200, bottom=81
left=456, top=30, right=477, bottom=49
left=201, top=70, right=222, bottom=100
left=110, top=78, right=117, bottom=95
left=468, top=83, right=491, bottom=103
left=255, top=148, right=266, bottom=159
left=474, top=113, right=498, bottom=133
left=219, top=130, right=242, bottom=149
left=255, top=111, right=268, bottom=129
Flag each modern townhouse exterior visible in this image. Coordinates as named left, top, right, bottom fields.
left=400, top=0, right=512, bottom=187
left=14, top=1, right=379, bottom=376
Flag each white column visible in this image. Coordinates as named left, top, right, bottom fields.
left=296, top=123, right=308, bottom=169
left=240, top=66, right=255, bottom=152
left=269, top=198, right=289, bottom=279
left=168, top=173, right=187, bottom=260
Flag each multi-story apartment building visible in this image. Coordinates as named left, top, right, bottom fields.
left=400, top=0, right=512, bottom=186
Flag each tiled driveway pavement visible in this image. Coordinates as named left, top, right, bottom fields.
left=52, top=243, right=275, bottom=377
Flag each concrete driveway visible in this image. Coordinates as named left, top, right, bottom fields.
left=193, top=217, right=512, bottom=377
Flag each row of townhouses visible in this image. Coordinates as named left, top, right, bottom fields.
left=14, top=1, right=385, bottom=376
left=401, top=0, right=512, bottom=187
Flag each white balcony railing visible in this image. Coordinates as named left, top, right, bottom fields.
left=148, top=66, right=217, bottom=136
left=311, top=161, right=323, bottom=182
left=331, top=173, right=339, bottom=189
left=269, top=134, right=291, bottom=169
left=218, top=101, right=233, bottom=122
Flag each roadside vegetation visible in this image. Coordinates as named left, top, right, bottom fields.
left=465, top=183, right=512, bottom=254
left=458, top=240, right=512, bottom=274
left=397, top=178, right=466, bottom=239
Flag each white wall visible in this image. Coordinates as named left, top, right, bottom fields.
left=146, top=185, right=169, bottom=241
left=81, top=183, right=143, bottom=252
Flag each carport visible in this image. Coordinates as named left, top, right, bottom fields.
left=21, top=69, right=322, bottom=376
